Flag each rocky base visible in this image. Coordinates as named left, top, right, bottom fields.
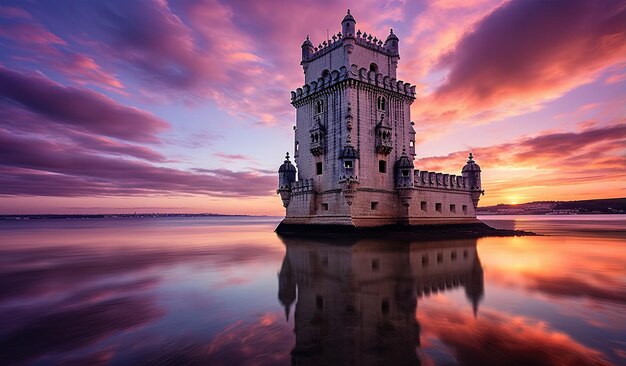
left=275, top=221, right=536, bottom=240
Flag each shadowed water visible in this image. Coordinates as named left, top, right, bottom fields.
left=0, top=215, right=624, bottom=365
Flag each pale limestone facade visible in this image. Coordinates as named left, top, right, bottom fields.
left=277, top=11, right=484, bottom=228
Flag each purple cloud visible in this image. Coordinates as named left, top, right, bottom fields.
left=0, top=67, right=167, bottom=143
left=0, top=296, right=163, bottom=365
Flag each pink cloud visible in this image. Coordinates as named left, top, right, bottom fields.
left=56, top=53, right=125, bottom=90
left=214, top=152, right=252, bottom=162
left=0, top=22, right=66, bottom=46
left=0, top=6, right=32, bottom=19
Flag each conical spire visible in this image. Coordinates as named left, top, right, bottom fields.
left=278, top=254, right=296, bottom=321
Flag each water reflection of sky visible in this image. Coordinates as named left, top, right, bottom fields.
left=0, top=215, right=624, bottom=365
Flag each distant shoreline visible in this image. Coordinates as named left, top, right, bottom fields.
left=0, top=213, right=261, bottom=220
left=1, top=212, right=624, bottom=221
left=476, top=212, right=625, bottom=215
left=477, top=197, right=625, bottom=215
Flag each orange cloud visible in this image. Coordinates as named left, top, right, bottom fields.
left=414, top=0, right=626, bottom=126
left=416, top=122, right=626, bottom=204
left=421, top=307, right=612, bottom=366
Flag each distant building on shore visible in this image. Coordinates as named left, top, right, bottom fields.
left=277, top=10, right=484, bottom=229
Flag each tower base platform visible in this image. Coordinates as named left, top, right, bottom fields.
left=275, top=218, right=535, bottom=239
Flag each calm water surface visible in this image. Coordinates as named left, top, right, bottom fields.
left=0, top=215, right=624, bottom=365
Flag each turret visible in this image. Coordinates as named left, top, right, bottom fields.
left=461, top=153, right=484, bottom=208
left=395, top=149, right=414, bottom=188
left=384, top=29, right=399, bottom=56
left=301, top=35, right=314, bottom=61
left=341, top=9, right=356, bottom=37
left=464, top=253, right=484, bottom=318
left=277, top=152, right=297, bottom=207
left=278, top=254, right=296, bottom=321
left=384, top=29, right=400, bottom=78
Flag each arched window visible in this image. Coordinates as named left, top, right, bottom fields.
left=315, top=100, right=324, bottom=114
left=377, top=96, right=386, bottom=111
left=369, top=63, right=378, bottom=73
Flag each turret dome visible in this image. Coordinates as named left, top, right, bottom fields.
left=395, top=149, right=414, bottom=168
left=342, top=9, right=355, bottom=23
left=279, top=152, right=296, bottom=172
left=301, top=35, right=313, bottom=47
left=462, top=153, right=481, bottom=172
left=341, top=9, right=356, bottom=36
left=386, top=29, right=399, bottom=41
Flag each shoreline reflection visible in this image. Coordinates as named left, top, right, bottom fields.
left=278, top=236, right=484, bottom=366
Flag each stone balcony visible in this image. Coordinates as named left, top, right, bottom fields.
left=375, top=125, right=393, bottom=154
left=310, top=139, right=324, bottom=156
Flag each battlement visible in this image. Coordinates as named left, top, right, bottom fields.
left=302, top=32, right=345, bottom=62
left=290, top=64, right=416, bottom=104
left=303, top=29, right=396, bottom=63
left=415, top=170, right=471, bottom=191
left=290, top=178, right=315, bottom=195
left=354, top=30, right=394, bottom=55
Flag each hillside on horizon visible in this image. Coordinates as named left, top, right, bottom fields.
left=477, top=198, right=626, bottom=215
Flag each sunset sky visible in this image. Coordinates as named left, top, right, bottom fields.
left=0, top=0, right=624, bottom=215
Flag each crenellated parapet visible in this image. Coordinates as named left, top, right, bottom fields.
left=302, top=28, right=397, bottom=63
left=348, top=64, right=416, bottom=97
left=290, top=64, right=416, bottom=104
left=414, top=170, right=471, bottom=191
left=354, top=29, right=394, bottom=56
left=290, top=178, right=316, bottom=196
left=302, top=32, right=345, bottom=62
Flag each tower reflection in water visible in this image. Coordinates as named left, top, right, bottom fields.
left=278, top=236, right=484, bottom=366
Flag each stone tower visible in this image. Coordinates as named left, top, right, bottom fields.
left=277, top=10, right=482, bottom=230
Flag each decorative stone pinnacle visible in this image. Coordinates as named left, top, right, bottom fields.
left=468, top=152, right=474, bottom=162
left=285, top=152, right=290, bottom=162
left=390, top=29, right=394, bottom=34
left=306, top=35, right=309, bottom=40
left=347, top=9, right=350, bottom=15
